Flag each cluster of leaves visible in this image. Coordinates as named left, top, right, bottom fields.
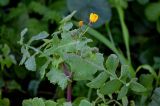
left=22, top=97, right=94, bottom=106
left=0, top=44, right=21, bottom=106
left=19, top=11, right=151, bottom=106
left=0, top=44, right=16, bottom=70
left=19, top=11, right=104, bottom=89
left=1, top=0, right=160, bottom=105
left=0, top=0, right=66, bottom=49
left=0, top=0, right=67, bottom=105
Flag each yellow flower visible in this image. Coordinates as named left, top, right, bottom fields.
left=79, top=21, right=84, bottom=27
left=89, top=13, right=99, bottom=23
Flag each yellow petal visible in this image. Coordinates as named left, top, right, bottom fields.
left=89, top=13, right=99, bottom=23
left=79, top=21, right=84, bottom=27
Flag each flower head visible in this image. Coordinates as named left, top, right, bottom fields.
left=89, top=13, right=99, bottom=23
left=79, top=21, right=84, bottom=27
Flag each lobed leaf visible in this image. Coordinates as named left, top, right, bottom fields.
left=117, top=85, right=128, bottom=100
left=20, top=46, right=30, bottom=65
left=100, top=79, right=122, bottom=95
left=64, top=53, right=104, bottom=80
left=79, top=99, right=92, bottom=106
left=130, top=81, right=147, bottom=92
left=46, top=68, right=68, bottom=90
left=120, top=65, right=129, bottom=81
left=45, top=100, right=57, bottom=106
left=87, top=71, right=109, bottom=88
left=24, top=56, right=36, bottom=71
left=105, top=54, right=119, bottom=74
left=30, top=31, right=49, bottom=41
left=22, top=98, right=45, bottom=106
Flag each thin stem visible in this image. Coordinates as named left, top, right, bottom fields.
left=87, top=88, right=92, bottom=101
left=79, top=26, right=90, bottom=36
left=116, top=6, right=131, bottom=65
left=67, top=82, right=72, bottom=102
left=62, top=63, right=72, bottom=102
left=106, top=99, right=122, bottom=106
left=105, top=22, right=115, bottom=47
left=95, top=97, right=100, bottom=104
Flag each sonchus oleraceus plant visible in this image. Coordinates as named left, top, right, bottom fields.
left=19, top=11, right=147, bottom=106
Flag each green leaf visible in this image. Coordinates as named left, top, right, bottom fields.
left=25, top=56, right=36, bottom=71
left=117, top=85, right=128, bottom=100
left=43, top=10, right=61, bottom=22
left=63, top=102, right=72, bottom=106
left=46, top=68, right=68, bottom=90
left=60, top=11, right=76, bottom=23
left=145, top=2, right=160, bottom=21
left=9, top=54, right=17, bottom=64
left=86, top=26, right=130, bottom=69
left=20, top=46, right=30, bottom=65
left=87, top=26, right=135, bottom=78
left=98, top=103, right=106, bottom=106
left=64, top=53, right=104, bottom=80
left=100, top=79, right=122, bottom=95
left=0, top=98, right=10, bottom=106
left=149, top=87, right=160, bottom=106
left=136, top=65, right=157, bottom=80
left=19, top=28, right=28, bottom=45
left=130, top=100, right=136, bottom=106
left=79, top=99, right=92, bottom=106
left=130, top=81, right=147, bottom=92
left=67, top=0, right=111, bottom=27
left=3, top=56, right=13, bottom=68
left=7, top=80, right=21, bottom=90
left=56, top=98, right=66, bottom=106
left=29, top=1, right=48, bottom=15
left=27, top=18, right=48, bottom=35
left=0, top=0, right=9, bottom=6
left=39, top=60, right=50, bottom=79
left=120, top=65, right=129, bottom=81
left=122, top=96, right=128, bottom=106
left=72, top=97, right=86, bottom=106
left=2, top=44, right=10, bottom=56
left=44, top=34, right=78, bottom=56
left=28, top=80, right=40, bottom=96
left=137, top=0, right=149, bottom=5
left=31, top=31, right=49, bottom=41
left=87, top=71, right=109, bottom=88
left=139, top=74, right=153, bottom=90
left=105, top=54, right=119, bottom=74
left=22, top=98, right=45, bottom=106
left=45, top=100, right=57, bottom=106
left=63, top=22, right=73, bottom=31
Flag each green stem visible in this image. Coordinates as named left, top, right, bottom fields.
left=93, top=97, right=100, bottom=106
left=79, top=26, right=90, bottom=36
left=106, top=99, right=122, bottom=106
left=116, top=6, right=131, bottom=65
left=105, top=22, right=115, bottom=46
left=87, top=88, right=92, bottom=101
